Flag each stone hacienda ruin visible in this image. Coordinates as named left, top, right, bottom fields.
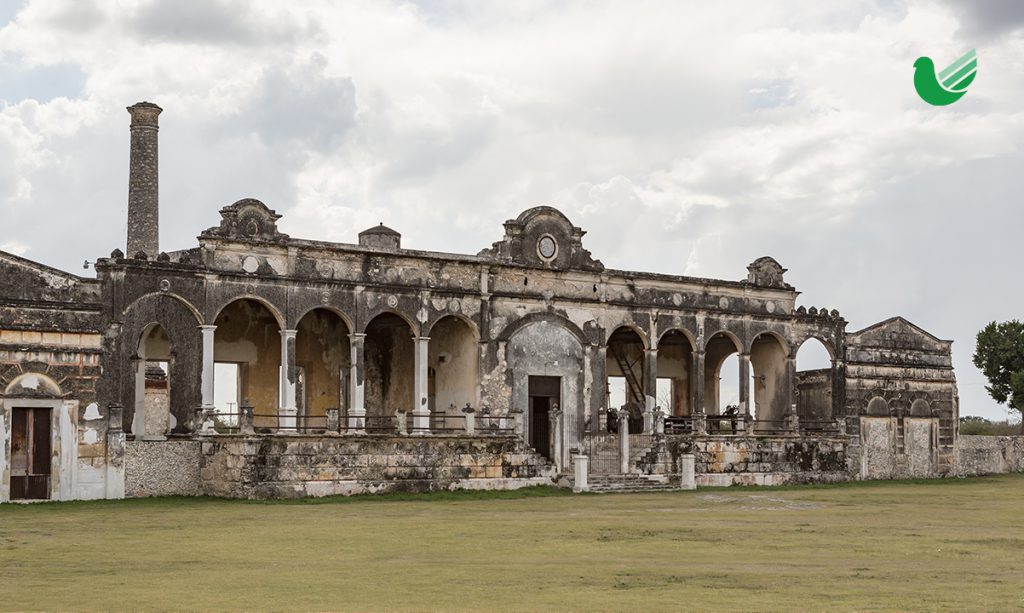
left=2, top=102, right=981, bottom=502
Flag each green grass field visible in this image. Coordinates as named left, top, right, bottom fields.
left=2, top=476, right=1024, bottom=612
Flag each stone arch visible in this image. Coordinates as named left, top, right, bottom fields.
left=794, top=336, right=836, bottom=421
left=747, top=330, right=791, bottom=357
left=704, top=331, right=741, bottom=416
left=4, top=372, right=62, bottom=397
left=701, top=329, right=742, bottom=354
left=606, top=325, right=649, bottom=425
left=507, top=318, right=585, bottom=469
left=364, top=311, right=416, bottom=422
left=910, top=398, right=931, bottom=417
left=125, top=291, right=203, bottom=325
left=120, top=292, right=203, bottom=433
left=794, top=334, right=838, bottom=362
left=866, top=396, right=890, bottom=416
left=361, top=308, right=420, bottom=337
left=213, top=298, right=283, bottom=425
left=131, top=322, right=174, bottom=439
left=428, top=315, right=480, bottom=427
left=607, top=323, right=650, bottom=350
left=496, top=312, right=589, bottom=347
left=656, top=327, right=696, bottom=351
left=292, top=304, right=355, bottom=336
left=424, top=311, right=480, bottom=340
left=656, top=329, right=695, bottom=416
left=211, top=295, right=286, bottom=331
left=295, top=307, right=352, bottom=428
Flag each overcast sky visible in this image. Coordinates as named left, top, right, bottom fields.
left=1, top=0, right=1021, bottom=419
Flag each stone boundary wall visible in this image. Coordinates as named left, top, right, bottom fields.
left=199, top=435, right=556, bottom=499
left=955, top=435, right=1024, bottom=476
left=125, top=440, right=202, bottom=497
left=644, top=436, right=850, bottom=486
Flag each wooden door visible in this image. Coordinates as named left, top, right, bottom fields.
left=10, top=407, right=52, bottom=500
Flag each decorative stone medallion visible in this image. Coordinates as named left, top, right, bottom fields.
left=159, top=279, right=170, bottom=293
left=241, top=256, right=259, bottom=274
left=537, top=234, right=558, bottom=261
left=386, top=294, right=399, bottom=308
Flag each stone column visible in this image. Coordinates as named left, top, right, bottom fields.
left=643, top=348, right=658, bottom=433
left=738, top=352, right=751, bottom=417
left=199, top=325, right=217, bottom=411
left=549, top=406, right=563, bottom=472
left=131, top=356, right=146, bottom=440
left=678, top=453, right=696, bottom=490
left=325, top=409, right=340, bottom=433
left=240, top=402, right=255, bottom=435
left=618, top=409, right=631, bottom=474
left=784, top=355, right=796, bottom=423
left=413, top=336, right=431, bottom=434
left=573, top=453, right=589, bottom=493
left=279, top=329, right=298, bottom=431
left=105, top=404, right=126, bottom=499
left=348, top=333, right=366, bottom=432
left=126, top=102, right=161, bottom=259
left=692, top=350, right=707, bottom=435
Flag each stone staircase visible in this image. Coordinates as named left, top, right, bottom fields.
left=577, top=473, right=677, bottom=493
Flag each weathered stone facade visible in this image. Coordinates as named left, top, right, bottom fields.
left=0, top=102, right=981, bottom=502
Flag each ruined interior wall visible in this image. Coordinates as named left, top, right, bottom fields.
left=125, top=439, right=201, bottom=497
left=428, top=317, right=477, bottom=416
left=795, top=369, right=831, bottom=420
left=605, top=337, right=644, bottom=405
left=198, top=435, right=555, bottom=499
left=955, top=435, right=1024, bottom=476
left=296, top=310, right=350, bottom=419
left=656, top=344, right=691, bottom=415
left=750, top=336, right=787, bottom=422
left=214, top=300, right=280, bottom=425
left=364, top=322, right=414, bottom=417
left=143, top=386, right=170, bottom=438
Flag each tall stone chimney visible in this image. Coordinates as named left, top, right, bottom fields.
left=126, top=101, right=162, bottom=258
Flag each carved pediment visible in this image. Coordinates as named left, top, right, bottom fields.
left=848, top=317, right=948, bottom=351
left=201, top=198, right=288, bottom=242
left=746, top=256, right=789, bottom=289
left=478, top=206, right=604, bottom=272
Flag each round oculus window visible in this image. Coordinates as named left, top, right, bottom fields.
left=538, top=235, right=557, bottom=260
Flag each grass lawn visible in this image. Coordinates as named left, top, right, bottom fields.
left=2, top=475, right=1024, bottom=612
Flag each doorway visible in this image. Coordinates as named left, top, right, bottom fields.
left=528, top=376, right=560, bottom=460
left=10, top=407, right=52, bottom=500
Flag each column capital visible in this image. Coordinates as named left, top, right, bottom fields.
left=199, top=324, right=217, bottom=332
left=415, top=336, right=431, bottom=343
left=349, top=332, right=367, bottom=340
left=280, top=328, right=298, bottom=338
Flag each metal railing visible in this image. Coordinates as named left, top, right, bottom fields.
left=196, top=406, right=516, bottom=436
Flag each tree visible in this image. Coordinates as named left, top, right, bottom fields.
left=973, top=320, right=1024, bottom=433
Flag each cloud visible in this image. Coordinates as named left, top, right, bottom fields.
left=940, top=0, right=1024, bottom=38
left=131, top=0, right=314, bottom=46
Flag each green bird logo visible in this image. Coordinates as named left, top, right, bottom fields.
left=913, top=49, right=977, bottom=106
